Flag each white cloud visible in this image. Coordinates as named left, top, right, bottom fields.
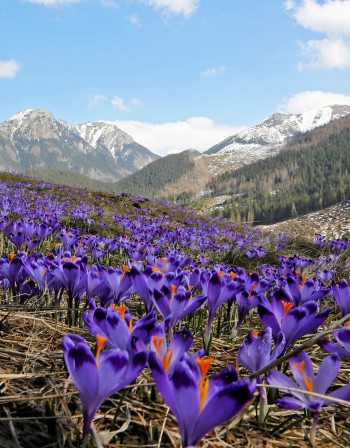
left=144, top=0, right=199, bottom=17
left=114, top=117, right=244, bottom=156
left=279, top=90, right=350, bottom=114
left=88, top=94, right=108, bottom=108
left=298, top=37, right=350, bottom=70
left=285, top=0, right=350, bottom=70
left=200, top=65, right=226, bottom=77
left=127, top=14, right=142, bottom=27
left=89, top=93, right=136, bottom=111
left=0, top=60, right=21, bottom=79
left=111, top=96, right=130, bottom=112
left=286, top=0, right=350, bottom=35
left=24, top=0, right=81, bottom=5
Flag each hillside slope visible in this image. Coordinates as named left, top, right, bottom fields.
left=206, top=115, right=350, bottom=224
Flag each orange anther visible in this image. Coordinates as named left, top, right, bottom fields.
left=171, top=284, right=177, bottom=297
left=95, top=334, right=108, bottom=367
left=282, top=300, right=293, bottom=315
left=230, top=272, right=236, bottom=281
left=196, top=357, right=214, bottom=382
left=162, top=348, right=174, bottom=371
left=112, top=304, right=127, bottom=320
left=293, top=361, right=313, bottom=392
left=151, top=336, right=165, bottom=357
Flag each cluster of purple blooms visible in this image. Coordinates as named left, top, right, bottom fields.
left=2, top=177, right=350, bottom=446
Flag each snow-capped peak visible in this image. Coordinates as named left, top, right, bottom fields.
left=203, top=104, right=350, bottom=175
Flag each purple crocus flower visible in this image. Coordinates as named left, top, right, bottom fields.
left=149, top=353, right=255, bottom=447
left=201, top=271, right=244, bottom=349
left=258, top=300, right=330, bottom=350
left=150, top=325, right=197, bottom=374
left=151, top=284, right=206, bottom=328
left=82, top=300, right=156, bottom=354
left=238, top=327, right=285, bottom=374
left=282, top=275, right=330, bottom=307
left=63, top=334, right=148, bottom=442
left=267, top=351, right=350, bottom=412
left=98, top=265, right=134, bottom=306
left=331, top=279, right=350, bottom=317
left=238, top=327, right=285, bottom=423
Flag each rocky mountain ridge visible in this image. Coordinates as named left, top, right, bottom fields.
left=202, top=104, right=350, bottom=175
left=0, top=109, right=159, bottom=181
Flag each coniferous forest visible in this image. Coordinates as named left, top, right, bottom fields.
left=208, top=115, right=350, bottom=224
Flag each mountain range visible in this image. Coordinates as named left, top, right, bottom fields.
left=0, top=109, right=159, bottom=182
left=1, top=105, right=350, bottom=198
left=113, top=104, right=350, bottom=199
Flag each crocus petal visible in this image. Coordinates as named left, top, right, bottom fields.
left=62, top=334, right=98, bottom=405
left=97, top=349, right=129, bottom=397
left=207, top=272, right=222, bottom=315
left=258, top=304, right=281, bottom=339
left=314, top=353, right=341, bottom=395
left=334, top=328, right=350, bottom=351
left=328, top=384, right=350, bottom=402
left=148, top=352, right=177, bottom=414
left=152, top=288, right=171, bottom=318
left=177, top=294, right=206, bottom=322
left=190, top=379, right=255, bottom=447
left=276, top=396, right=304, bottom=410
left=266, top=370, right=305, bottom=402
left=171, top=361, right=200, bottom=445
left=318, top=338, right=350, bottom=358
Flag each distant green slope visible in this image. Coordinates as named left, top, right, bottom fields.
left=25, top=168, right=117, bottom=192
left=115, top=150, right=198, bottom=197
left=207, top=115, right=350, bottom=224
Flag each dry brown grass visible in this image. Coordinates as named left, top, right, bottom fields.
left=1, top=306, right=350, bottom=448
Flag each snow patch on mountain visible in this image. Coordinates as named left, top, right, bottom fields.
left=203, top=105, right=350, bottom=175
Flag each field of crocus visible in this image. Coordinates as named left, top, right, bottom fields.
left=1, top=172, right=350, bottom=448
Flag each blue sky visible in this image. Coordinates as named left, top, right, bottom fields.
left=1, top=0, right=350, bottom=155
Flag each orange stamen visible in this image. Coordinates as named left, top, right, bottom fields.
left=9, top=253, right=16, bottom=262
left=251, top=330, right=259, bottom=338
left=293, top=361, right=313, bottom=392
left=344, top=321, right=350, bottom=327
left=162, top=347, right=174, bottom=371
left=112, top=304, right=127, bottom=320
left=230, top=272, right=236, bottom=281
left=171, top=284, right=177, bottom=297
left=122, top=264, right=129, bottom=275
left=196, top=357, right=213, bottom=414
left=151, top=335, right=164, bottom=357
left=196, top=357, right=214, bottom=382
left=95, top=334, right=108, bottom=367
left=282, top=300, right=293, bottom=315
left=218, top=271, right=224, bottom=278
left=198, top=378, right=210, bottom=413
left=152, top=265, right=163, bottom=273
left=188, top=285, right=194, bottom=291
left=128, top=318, right=133, bottom=333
